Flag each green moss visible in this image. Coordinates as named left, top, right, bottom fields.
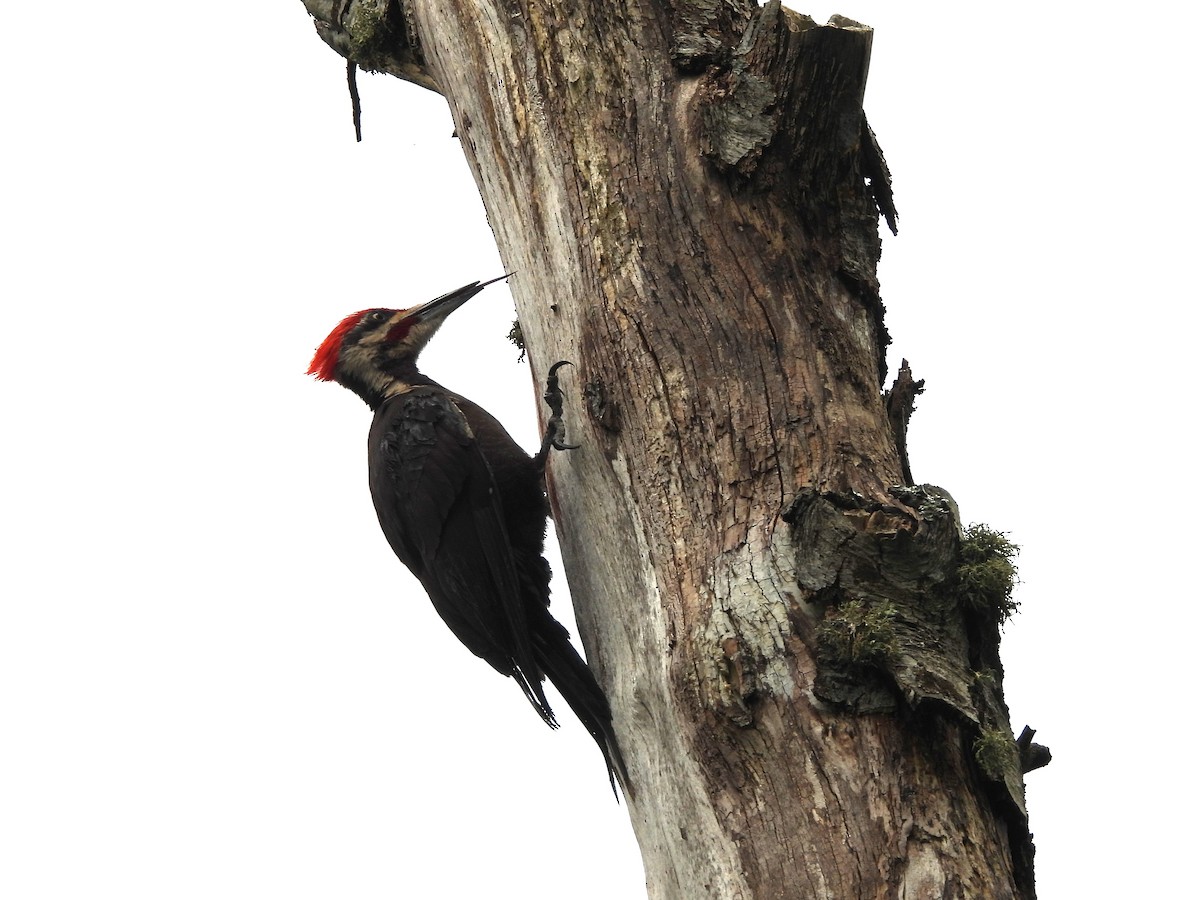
left=346, top=0, right=393, bottom=66
left=973, top=728, right=1017, bottom=781
left=817, top=600, right=898, bottom=666
left=507, top=320, right=527, bottom=361
left=957, top=524, right=1020, bottom=622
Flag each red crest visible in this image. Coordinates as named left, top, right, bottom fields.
left=307, top=311, right=370, bottom=381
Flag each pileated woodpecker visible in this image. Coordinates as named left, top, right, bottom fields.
left=307, top=275, right=626, bottom=792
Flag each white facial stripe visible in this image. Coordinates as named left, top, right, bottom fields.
left=337, top=342, right=395, bottom=396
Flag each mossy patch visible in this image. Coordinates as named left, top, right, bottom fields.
left=973, top=727, right=1018, bottom=782
left=344, top=0, right=397, bottom=71
left=957, top=524, right=1019, bottom=623
left=507, top=320, right=527, bottom=361
left=816, top=599, right=898, bottom=667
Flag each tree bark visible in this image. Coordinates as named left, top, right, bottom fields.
left=299, top=1, right=1037, bottom=896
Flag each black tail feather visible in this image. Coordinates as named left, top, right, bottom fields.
left=531, top=622, right=631, bottom=798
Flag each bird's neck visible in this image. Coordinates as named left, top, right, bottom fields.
left=345, top=362, right=440, bottom=411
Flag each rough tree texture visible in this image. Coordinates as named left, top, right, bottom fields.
left=299, top=1, right=1037, bottom=897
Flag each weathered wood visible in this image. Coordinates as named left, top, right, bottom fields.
left=884, top=358, right=924, bottom=485
left=299, top=2, right=1037, bottom=896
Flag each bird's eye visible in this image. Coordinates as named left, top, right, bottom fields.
left=368, top=311, right=388, bottom=323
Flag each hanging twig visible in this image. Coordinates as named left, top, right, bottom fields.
left=347, top=59, right=362, bottom=142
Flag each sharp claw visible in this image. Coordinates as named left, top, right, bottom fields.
left=536, top=360, right=579, bottom=468
left=543, top=360, right=573, bottom=415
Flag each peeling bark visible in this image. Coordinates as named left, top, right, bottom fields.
left=298, top=1, right=1038, bottom=896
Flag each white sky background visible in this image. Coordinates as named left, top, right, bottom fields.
left=2, top=2, right=1195, bottom=897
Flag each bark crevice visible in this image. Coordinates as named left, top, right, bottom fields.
left=694, top=2, right=893, bottom=383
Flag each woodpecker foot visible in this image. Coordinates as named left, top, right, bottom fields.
left=535, top=360, right=579, bottom=469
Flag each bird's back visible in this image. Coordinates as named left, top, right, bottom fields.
left=367, top=383, right=554, bottom=717
left=367, top=382, right=627, bottom=790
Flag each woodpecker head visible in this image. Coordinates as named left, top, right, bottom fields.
left=308, top=275, right=510, bottom=407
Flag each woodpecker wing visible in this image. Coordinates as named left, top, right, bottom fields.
left=367, top=386, right=554, bottom=722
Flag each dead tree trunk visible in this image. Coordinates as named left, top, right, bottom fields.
left=299, top=1, right=1038, bottom=896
